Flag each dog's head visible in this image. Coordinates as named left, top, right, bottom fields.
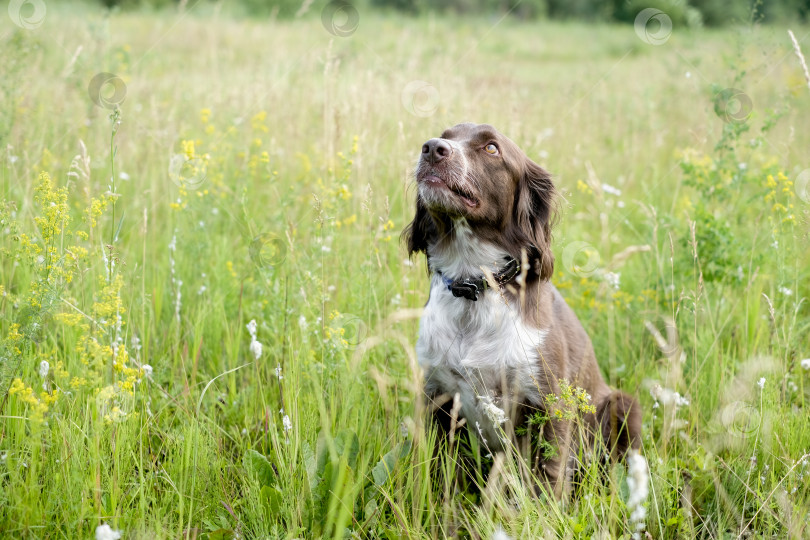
left=404, top=122, right=558, bottom=280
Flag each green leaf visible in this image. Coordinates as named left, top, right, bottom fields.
left=260, top=485, right=283, bottom=515
left=303, top=441, right=319, bottom=492
left=244, top=449, right=275, bottom=487
left=203, top=530, right=234, bottom=540
left=372, top=440, right=411, bottom=486
left=316, top=428, right=360, bottom=474
left=335, top=429, right=360, bottom=470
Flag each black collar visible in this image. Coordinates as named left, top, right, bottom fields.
left=437, top=257, right=520, bottom=301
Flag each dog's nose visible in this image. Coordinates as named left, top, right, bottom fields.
left=422, top=138, right=452, bottom=164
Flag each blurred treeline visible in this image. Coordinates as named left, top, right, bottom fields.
left=97, top=0, right=810, bottom=26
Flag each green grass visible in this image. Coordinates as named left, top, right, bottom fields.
left=1, top=4, right=810, bottom=538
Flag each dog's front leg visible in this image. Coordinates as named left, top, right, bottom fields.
left=540, top=417, right=574, bottom=499
left=515, top=413, right=573, bottom=500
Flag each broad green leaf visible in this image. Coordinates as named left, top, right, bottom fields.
left=244, top=449, right=275, bottom=487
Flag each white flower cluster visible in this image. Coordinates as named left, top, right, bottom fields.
left=169, top=235, right=182, bottom=323
left=247, top=319, right=292, bottom=442
left=95, top=523, right=122, bottom=540
left=650, top=384, right=689, bottom=409
left=477, top=395, right=509, bottom=426
left=39, top=360, right=50, bottom=391
left=626, top=451, right=650, bottom=539
left=246, top=319, right=263, bottom=360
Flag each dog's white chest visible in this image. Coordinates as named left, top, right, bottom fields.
left=417, top=276, right=547, bottom=445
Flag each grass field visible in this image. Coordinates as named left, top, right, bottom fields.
left=1, top=3, right=810, bottom=538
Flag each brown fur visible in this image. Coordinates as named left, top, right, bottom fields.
left=404, top=123, right=641, bottom=496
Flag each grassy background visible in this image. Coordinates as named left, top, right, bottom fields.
left=1, top=3, right=810, bottom=538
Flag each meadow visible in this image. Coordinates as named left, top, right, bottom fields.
left=1, top=3, right=810, bottom=538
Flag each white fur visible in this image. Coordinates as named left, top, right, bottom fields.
left=417, top=220, right=548, bottom=448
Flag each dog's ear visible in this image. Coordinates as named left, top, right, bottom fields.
left=512, top=158, right=558, bottom=280
left=402, top=194, right=435, bottom=256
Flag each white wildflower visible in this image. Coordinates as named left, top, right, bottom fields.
left=275, top=363, right=283, bottom=380
left=131, top=335, right=141, bottom=354
left=758, top=377, right=766, bottom=390
left=475, top=421, right=488, bottom=446
left=779, top=286, right=793, bottom=296
left=492, top=526, right=513, bottom=540
left=800, top=359, right=810, bottom=370
left=38, top=360, right=49, bottom=379
left=249, top=339, right=263, bottom=360
left=650, top=385, right=689, bottom=407
left=141, top=364, right=153, bottom=378
left=174, top=279, right=182, bottom=323
left=95, top=524, right=122, bottom=540
left=119, top=171, right=130, bottom=180
left=247, top=319, right=262, bottom=359
left=298, top=315, right=308, bottom=332
left=601, top=183, right=622, bottom=196
left=626, top=451, right=649, bottom=536
left=246, top=319, right=258, bottom=339
left=604, top=271, right=621, bottom=289
left=282, top=414, right=292, bottom=433
left=478, top=395, right=508, bottom=425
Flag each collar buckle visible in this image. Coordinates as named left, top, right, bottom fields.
left=449, top=280, right=481, bottom=301
left=439, top=257, right=519, bottom=302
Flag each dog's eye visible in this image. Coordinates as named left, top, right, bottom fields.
left=484, top=143, right=499, bottom=155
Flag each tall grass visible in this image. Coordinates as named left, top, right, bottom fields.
left=1, top=5, right=809, bottom=538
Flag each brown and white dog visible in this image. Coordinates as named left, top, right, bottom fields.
left=404, top=123, right=641, bottom=496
